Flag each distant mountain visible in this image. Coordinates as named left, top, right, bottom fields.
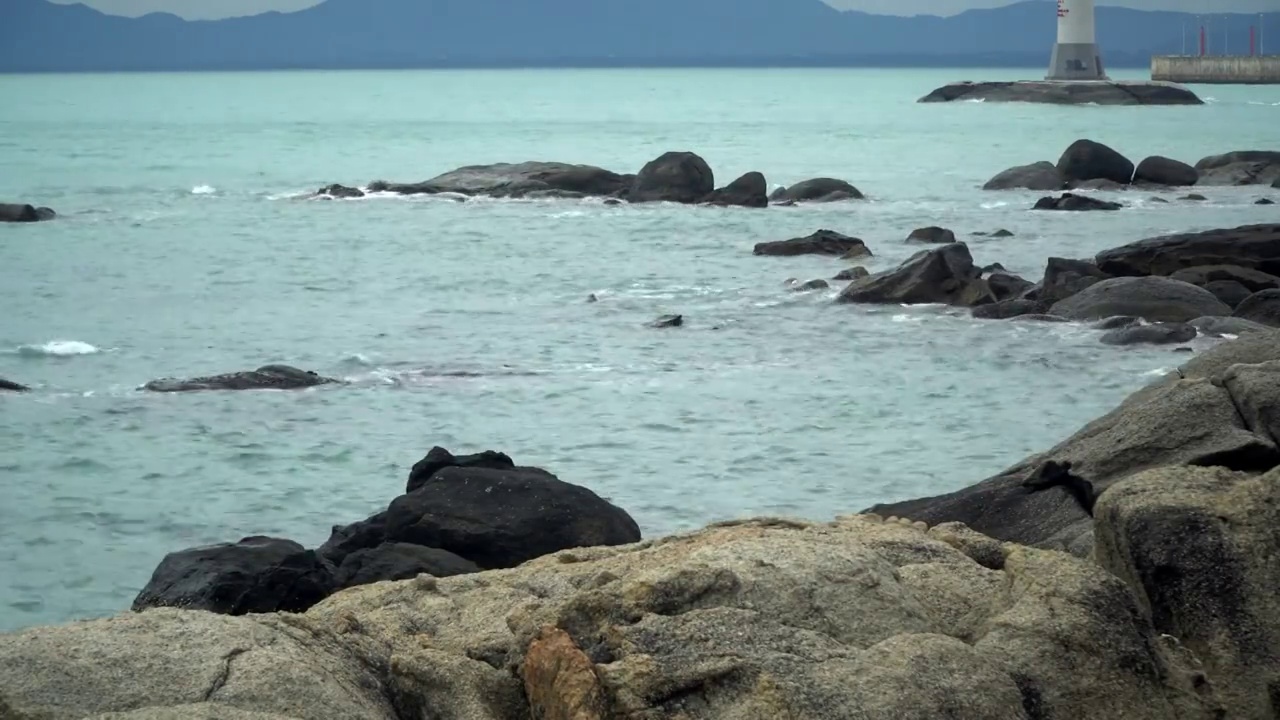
left=2, top=0, right=1274, bottom=72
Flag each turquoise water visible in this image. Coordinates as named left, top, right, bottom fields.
left=1, top=67, right=1277, bottom=631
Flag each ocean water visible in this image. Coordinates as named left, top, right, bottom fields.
left=1, top=66, right=1278, bottom=631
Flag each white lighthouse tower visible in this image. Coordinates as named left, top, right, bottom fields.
left=1046, top=0, right=1108, bottom=80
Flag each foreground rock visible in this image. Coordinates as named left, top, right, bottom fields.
left=918, top=80, right=1203, bottom=105
left=0, top=202, right=56, bottom=222
left=1049, top=276, right=1233, bottom=323
left=0, top=378, right=28, bottom=392
left=0, top=514, right=1225, bottom=720
left=753, top=229, right=870, bottom=257
left=769, top=177, right=864, bottom=203
left=1033, top=193, right=1122, bottom=211
left=143, top=365, right=341, bottom=393
left=1194, top=150, right=1280, bottom=186
left=1096, top=224, right=1280, bottom=277
left=837, top=243, right=995, bottom=308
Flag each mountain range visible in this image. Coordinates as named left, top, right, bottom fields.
left=3, top=0, right=1275, bottom=72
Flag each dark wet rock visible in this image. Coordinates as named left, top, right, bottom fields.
left=1194, top=150, right=1280, bottom=186
left=1067, top=178, right=1128, bottom=191
left=986, top=272, right=1034, bottom=302
left=918, top=80, right=1203, bottom=105
left=0, top=203, right=56, bottom=223
left=629, top=151, right=714, bottom=204
left=836, top=242, right=995, bottom=308
left=316, top=183, right=365, bottom=199
left=1009, top=313, right=1071, bottom=323
left=1092, top=316, right=1141, bottom=330
left=1169, top=265, right=1280, bottom=294
left=753, top=229, right=870, bottom=258
left=833, top=266, right=870, bottom=282
left=131, top=536, right=336, bottom=615
left=1181, top=193, right=1207, bottom=201
left=1032, top=192, right=1122, bottom=211
left=790, top=279, right=830, bottom=292
left=1233, top=289, right=1280, bottom=328
left=990, top=229, right=1014, bottom=238
left=407, top=446, right=553, bottom=495
left=1190, top=316, right=1272, bottom=337
left=1049, top=276, right=1233, bottom=323
left=603, top=198, right=622, bottom=206
left=1258, top=198, right=1276, bottom=205
left=1057, top=139, right=1135, bottom=185
left=332, top=543, right=480, bottom=590
left=0, top=378, right=30, bottom=392
left=1096, top=224, right=1280, bottom=277
left=1274, top=176, right=1280, bottom=189
left=143, top=365, right=340, bottom=393
left=371, top=162, right=631, bottom=199
left=586, top=293, right=598, bottom=303
left=905, top=226, right=956, bottom=244
left=1148, top=196, right=1170, bottom=203
left=981, top=161, right=1065, bottom=191
left=649, top=314, right=683, bottom=328
left=1024, top=257, right=1114, bottom=306
left=839, top=245, right=873, bottom=260
left=702, top=171, right=767, bottom=208
left=979, top=262, right=1007, bottom=274
left=971, top=299, right=1045, bottom=320
left=1132, top=156, right=1198, bottom=186
left=1099, top=322, right=1198, bottom=346
left=768, top=178, right=864, bottom=203
left=1203, top=280, right=1253, bottom=309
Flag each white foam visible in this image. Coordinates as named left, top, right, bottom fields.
left=191, top=185, right=217, bottom=195
left=16, top=340, right=101, bottom=357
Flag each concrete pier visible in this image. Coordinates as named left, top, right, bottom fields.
left=1151, top=56, right=1280, bottom=85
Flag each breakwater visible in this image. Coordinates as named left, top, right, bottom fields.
left=1151, top=55, right=1280, bottom=84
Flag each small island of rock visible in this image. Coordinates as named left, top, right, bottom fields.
left=918, top=80, right=1203, bottom=106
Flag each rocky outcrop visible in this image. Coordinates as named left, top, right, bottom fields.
left=648, top=313, right=683, bottom=328
left=906, top=226, right=956, bottom=243
left=1057, top=139, right=1135, bottom=186
left=1095, top=224, right=1280, bottom=277
left=369, top=161, right=632, bottom=199
left=836, top=242, right=995, bottom=308
left=0, top=378, right=28, bottom=392
left=1099, top=322, right=1198, bottom=346
left=628, top=151, right=714, bottom=204
left=1033, top=192, right=1123, bottom=212
left=0, top=515, right=1226, bottom=720
left=1027, top=257, right=1114, bottom=306
left=1234, top=289, right=1280, bottom=327
left=1049, top=276, right=1233, bottom=323
left=1170, top=265, right=1280, bottom=295
left=0, top=202, right=56, bottom=222
left=917, top=80, right=1203, bottom=105
left=986, top=272, right=1034, bottom=302
left=702, top=171, right=767, bottom=208
left=315, top=184, right=365, bottom=199
left=1194, top=150, right=1280, bottom=187
left=753, top=229, right=870, bottom=258
left=1133, top=156, right=1199, bottom=186
left=768, top=177, right=864, bottom=203
left=143, top=365, right=341, bottom=393
left=981, top=161, right=1065, bottom=191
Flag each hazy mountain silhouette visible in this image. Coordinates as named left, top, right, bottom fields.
left=3, top=0, right=1274, bottom=72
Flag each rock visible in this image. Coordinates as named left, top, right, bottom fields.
left=332, top=543, right=480, bottom=590
left=0, top=517, right=1225, bottom=720
left=370, top=161, right=631, bottom=199
left=867, top=333, right=1280, bottom=555
left=970, top=299, right=1045, bottom=320
left=628, top=151, right=714, bottom=204
left=701, top=171, right=767, bottom=208
left=1092, top=316, right=1141, bottom=330
left=586, top=293, right=598, bottom=303
left=648, top=314, right=683, bottom=328
left=1096, top=224, right=1280, bottom=277
left=1189, top=316, right=1272, bottom=337
left=906, top=226, right=956, bottom=244
left=986, top=272, right=1033, bottom=302
left=1274, top=176, right=1280, bottom=189
left=833, top=266, right=870, bottom=282
left=1258, top=198, right=1276, bottom=205
left=1170, top=264, right=1280, bottom=294
left=753, top=229, right=870, bottom=258
left=1132, top=156, right=1199, bottom=186
left=143, top=365, right=340, bottom=393
left=1009, top=313, right=1071, bottom=323
left=1194, top=150, right=1280, bottom=186
left=981, top=161, right=1066, bottom=191
left=1068, top=178, right=1128, bottom=191
left=768, top=177, right=864, bottom=203
left=990, top=229, right=1014, bottom=238
left=1025, top=257, right=1114, bottom=306
left=790, top=279, right=830, bottom=292
left=407, top=445, right=543, bottom=495
left=1181, top=193, right=1207, bottom=201
left=1203, top=280, right=1253, bottom=309
left=1099, top=322, right=1198, bottom=346
left=1033, top=192, right=1123, bottom=211
left=1056, top=139, right=1135, bottom=185
left=1233, top=289, right=1280, bottom=327
left=1148, top=196, right=1170, bottom=203
left=0, top=378, right=28, bottom=392
left=980, top=262, right=1007, bottom=274
left=0, top=203, right=56, bottom=222
left=917, top=79, right=1203, bottom=105
left=1049, top=276, right=1233, bottom=323
left=836, top=242, right=995, bottom=308
left=131, top=536, right=336, bottom=616
left=315, top=183, right=365, bottom=199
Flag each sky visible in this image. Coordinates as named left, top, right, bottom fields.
left=47, top=0, right=1280, bottom=20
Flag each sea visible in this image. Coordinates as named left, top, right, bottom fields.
left=1, top=66, right=1277, bottom=631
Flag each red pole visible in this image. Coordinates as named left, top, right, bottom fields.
left=1200, top=26, right=1206, bottom=56
left=1250, top=26, right=1256, bottom=56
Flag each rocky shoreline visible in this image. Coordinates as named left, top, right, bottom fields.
left=5, top=328, right=1280, bottom=718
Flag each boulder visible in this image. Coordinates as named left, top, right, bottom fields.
left=1099, top=322, right=1198, bottom=346
left=407, top=445, right=548, bottom=495
left=1203, top=280, right=1253, bottom=309
left=986, top=272, right=1034, bottom=302
left=332, top=543, right=480, bottom=590
left=970, top=298, right=1045, bottom=320
left=143, top=365, right=341, bottom=393
left=1096, top=224, right=1280, bottom=277
left=833, top=266, right=870, bottom=282
left=1049, top=276, right=1233, bottom=323
left=1194, top=150, right=1280, bottom=186
left=990, top=229, right=1015, bottom=237
left=0, top=378, right=28, bottom=392
left=0, top=517, right=1225, bottom=720
left=981, top=161, right=1066, bottom=191
left=906, top=226, right=956, bottom=244
left=369, top=161, right=631, bottom=199
left=649, top=314, right=683, bottom=328
left=1169, top=265, right=1280, bottom=294
left=629, top=151, right=714, bottom=204
left=315, top=184, right=365, bottom=199
left=1233, top=289, right=1280, bottom=327
left=131, top=536, right=336, bottom=615
left=1033, top=193, right=1122, bottom=211
left=702, top=171, right=767, bottom=208
left=790, top=279, right=830, bottom=292
left=1024, top=257, right=1114, bottom=306
left=753, top=229, right=870, bottom=258
left=1189, top=316, right=1272, bottom=337
left=0, top=203, right=56, bottom=222
left=768, top=177, right=864, bottom=203
left=1056, top=139, right=1135, bottom=185
left=836, top=242, right=996, bottom=308
left=1132, top=156, right=1198, bottom=186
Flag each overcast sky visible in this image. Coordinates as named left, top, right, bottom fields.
left=49, top=0, right=1280, bottom=20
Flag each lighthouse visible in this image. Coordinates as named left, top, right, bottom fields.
left=1046, top=0, right=1108, bottom=80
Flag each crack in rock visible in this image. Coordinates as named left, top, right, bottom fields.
left=204, top=647, right=249, bottom=701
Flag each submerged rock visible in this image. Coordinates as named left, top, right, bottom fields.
left=753, top=229, right=870, bottom=258
left=971, top=298, right=1045, bottom=320
left=1190, top=316, right=1271, bottom=337
left=367, top=161, right=632, bottom=199
left=789, top=278, right=830, bottom=292
left=0, top=378, right=28, bottom=392
left=315, top=183, right=365, bottom=199
left=648, top=314, right=683, bottom=328
left=918, top=80, right=1203, bottom=105
left=143, top=365, right=340, bottom=393
left=0, top=203, right=56, bottom=222
left=1099, top=322, right=1198, bottom=346
left=905, top=226, right=956, bottom=244
left=768, top=177, right=864, bottom=203
left=1033, top=193, right=1122, bottom=211
left=833, top=266, right=870, bottom=282
left=837, top=242, right=995, bottom=308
